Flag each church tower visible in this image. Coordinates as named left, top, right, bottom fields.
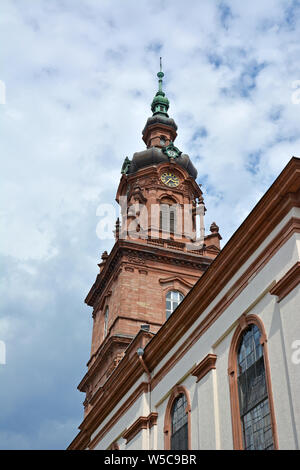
left=78, top=61, right=222, bottom=417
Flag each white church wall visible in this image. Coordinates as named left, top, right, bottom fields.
left=194, top=370, right=217, bottom=449
left=213, top=332, right=234, bottom=450
left=125, top=429, right=147, bottom=450
left=276, top=287, right=300, bottom=448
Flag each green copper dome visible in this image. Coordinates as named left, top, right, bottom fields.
left=151, top=91, right=169, bottom=115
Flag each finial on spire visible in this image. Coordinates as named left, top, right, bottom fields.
left=157, top=57, right=164, bottom=93
left=151, top=57, right=169, bottom=116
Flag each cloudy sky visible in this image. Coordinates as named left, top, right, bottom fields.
left=1, top=0, right=300, bottom=449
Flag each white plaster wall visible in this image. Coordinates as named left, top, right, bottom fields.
left=276, top=287, right=300, bottom=449
left=149, top=419, right=157, bottom=450
left=125, top=429, right=147, bottom=450
left=213, top=332, right=234, bottom=450
left=186, top=374, right=198, bottom=450
left=195, top=372, right=217, bottom=449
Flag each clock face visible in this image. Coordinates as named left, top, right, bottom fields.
left=167, top=149, right=177, bottom=158
left=160, top=172, right=180, bottom=188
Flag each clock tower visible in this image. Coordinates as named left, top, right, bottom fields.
left=78, top=61, right=222, bottom=417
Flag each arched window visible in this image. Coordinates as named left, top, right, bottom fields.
left=164, top=385, right=191, bottom=450
left=166, top=290, right=184, bottom=319
left=103, top=306, right=109, bottom=338
left=237, top=324, right=273, bottom=450
left=171, top=393, right=188, bottom=450
left=228, top=315, right=278, bottom=450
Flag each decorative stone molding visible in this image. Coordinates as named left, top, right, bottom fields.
left=125, top=266, right=134, bottom=272
left=127, top=253, right=145, bottom=265
left=122, top=413, right=158, bottom=444
left=106, top=352, right=125, bottom=378
left=148, top=411, right=158, bottom=429
left=191, top=354, right=217, bottom=383
left=238, top=313, right=248, bottom=331
left=138, top=269, right=148, bottom=275
left=270, top=262, right=300, bottom=302
left=159, top=276, right=194, bottom=290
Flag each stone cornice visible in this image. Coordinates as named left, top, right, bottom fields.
left=85, top=239, right=212, bottom=307
left=191, top=354, right=217, bottom=382
left=122, top=413, right=158, bottom=444
left=270, top=261, right=300, bottom=302
left=158, top=276, right=194, bottom=289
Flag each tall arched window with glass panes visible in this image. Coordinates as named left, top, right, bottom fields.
left=237, top=324, right=274, bottom=450
left=170, top=393, right=188, bottom=450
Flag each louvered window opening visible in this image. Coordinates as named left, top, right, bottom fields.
left=160, top=206, right=176, bottom=234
